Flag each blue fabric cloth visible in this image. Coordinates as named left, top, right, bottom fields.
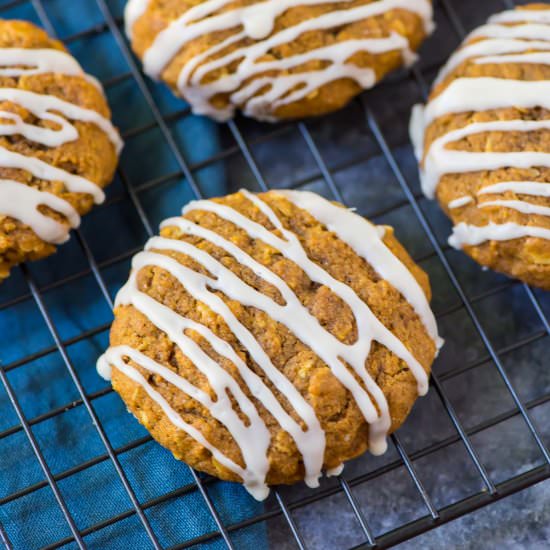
left=0, top=0, right=265, bottom=548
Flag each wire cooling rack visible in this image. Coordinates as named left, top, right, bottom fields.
left=0, top=0, right=549, bottom=548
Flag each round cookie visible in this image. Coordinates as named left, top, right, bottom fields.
left=125, top=0, right=434, bottom=122
left=0, top=20, right=122, bottom=280
left=410, top=4, right=550, bottom=290
left=97, top=189, right=440, bottom=499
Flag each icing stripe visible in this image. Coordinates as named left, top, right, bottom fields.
left=422, top=78, right=550, bottom=128
left=478, top=199, right=550, bottom=217
left=0, top=146, right=105, bottom=203
left=447, top=183, right=550, bottom=217
left=449, top=222, right=550, bottom=248
left=128, top=0, right=433, bottom=121
left=0, top=48, right=103, bottom=91
left=179, top=200, right=391, bottom=452
left=479, top=181, right=550, bottom=198
left=0, top=179, right=79, bottom=243
left=0, top=88, right=122, bottom=153
left=326, top=464, right=344, bottom=477
left=448, top=196, right=473, bottom=209
left=448, top=184, right=550, bottom=215
left=477, top=52, right=550, bottom=67
left=421, top=119, right=550, bottom=199
left=124, top=0, right=150, bottom=38
left=99, top=190, right=437, bottom=499
left=115, top=236, right=326, bottom=490
left=0, top=48, right=83, bottom=77
left=469, top=24, right=550, bottom=42
left=489, top=9, right=550, bottom=25
left=142, top=0, right=432, bottom=76
left=0, top=108, right=77, bottom=148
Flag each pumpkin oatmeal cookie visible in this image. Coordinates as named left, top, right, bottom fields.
left=98, top=189, right=440, bottom=499
left=0, top=19, right=122, bottom=280
left=125, top=0, right=434, bottom=121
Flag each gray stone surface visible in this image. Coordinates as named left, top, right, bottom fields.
left=398, top=480, right=550, bottom=550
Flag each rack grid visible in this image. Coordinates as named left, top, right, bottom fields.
left=0, top=0, right=549, bottom=548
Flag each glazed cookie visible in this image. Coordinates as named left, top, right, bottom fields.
left=0, top=20, right=122, bottom=280
left=98, top=189, right=440, bottom=499
left=125, top=0, right=434, bottom=122
left=410, top=4, right=550, bottom=289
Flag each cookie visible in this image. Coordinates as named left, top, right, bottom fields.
left=125, top=0, right=434, bottom=122
left=410, top=4, right=550, bottom=289
left=97, top=189, right=440, bottom=499
left=0, top=20, right=122, bottom=280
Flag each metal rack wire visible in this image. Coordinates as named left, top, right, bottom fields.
left=0, top=0, right=548, bottom=548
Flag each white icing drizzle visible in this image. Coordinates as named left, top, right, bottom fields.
left=477, top=52, right=550, bottom=67
left=0, top=146, right=104, bottom=203
left=450, top=222, right=550, bottom=249
left=0, top=47, right=122, bottom=245
left=213, top=34, right=411, bottom=121
left=478, top=199, right=550, bottom=218
left=489, top=9, right=550, bottom=25
left=183, top=191, right=430, bottom=391
left=124, top=0, right=150, bottom=39
left=126, top=0, right=433, bottom=121
left=114, top=242, right=326, bottom=494
left=410, top=7, right=550, bottom=251
left=0, top=179, right=79, bottom=243
left=446, top=181, right=550, bottom=220
left=176, top=200, right=402, bottom=453
left=448, top=196, right=473, bottom=209
left=469, top=24, right=550, bottom=42
left=0, top=88, right=122, bottom=152
left=0, top=48, right=102, bottom=90
left=409, top=103, right=426, bottom=161
left=421, top=78, right=550, bottom=129
left=98, top=347, right=269, bottom=500
left=421, top=119, right=550, bottom=199
left=98, top=190, right=435, bottom=499
left=433, top=7, right=550, bottom=85
left=103, top=336, right=271, bottom=500
left=0, top=48, right=83, bottom=77
left=326, top=463, right=344, bottom=477
left=276, top=189, right=441, bottom=346
left=479, top=181, right=550, bottom=198
left=134, top=243, right=326, bottom=480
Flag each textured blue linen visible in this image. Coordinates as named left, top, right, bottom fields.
left=0, top=0, right=265, bottom=548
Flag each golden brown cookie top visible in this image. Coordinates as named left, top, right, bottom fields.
left=98, top=189, right=439, bottom=499
left=126, top=0, right=434, bottom=121
left=410, top=3, right=550, bottom=289
left=0, top=19, right=121, bottom=279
